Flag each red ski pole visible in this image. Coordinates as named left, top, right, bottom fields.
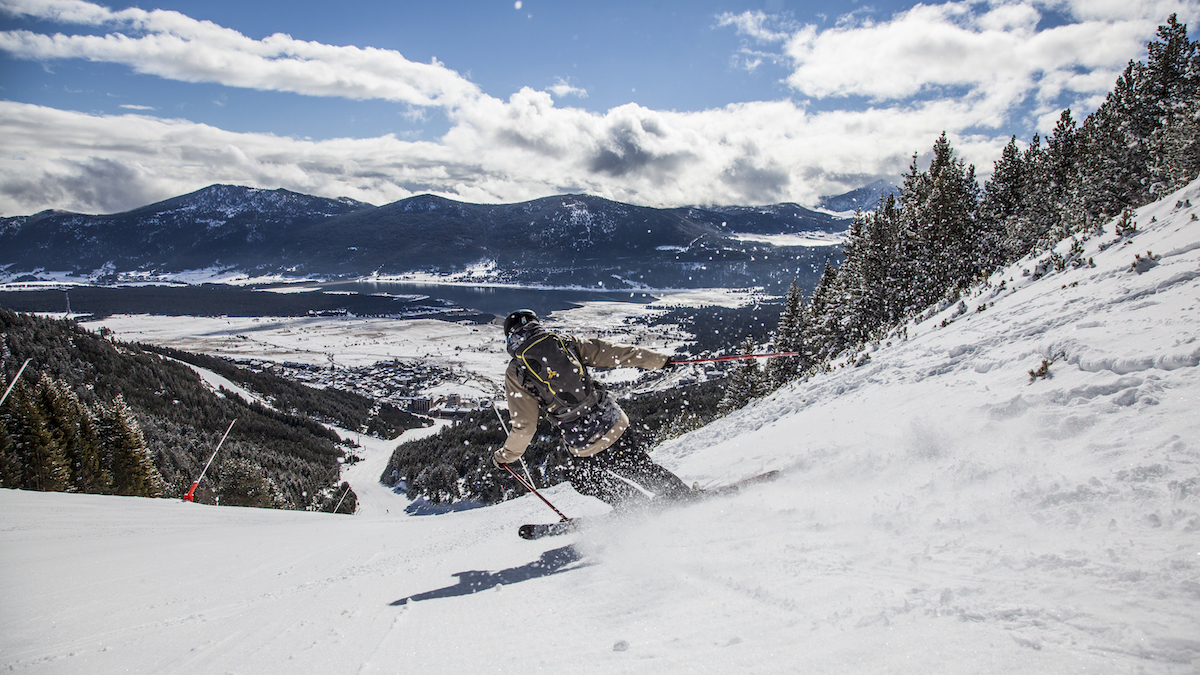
left=501, top=462, right=571, bottom=523
left=670, top=352, right=799, bottom=365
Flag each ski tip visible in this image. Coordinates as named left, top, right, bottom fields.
left=518, top=524, right=537, bottom=540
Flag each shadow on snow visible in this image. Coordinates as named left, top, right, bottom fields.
left=402, top=495, right=489, bottom=515
left=390, top=545, right=591, bottom=606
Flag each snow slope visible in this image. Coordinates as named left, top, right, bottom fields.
left=3, top=180, right=1200, bottom=674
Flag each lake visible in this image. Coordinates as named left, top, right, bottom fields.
left=0, top=281, right=658, bottom=320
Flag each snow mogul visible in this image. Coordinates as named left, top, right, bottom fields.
left=493, top=309, right=695, bottom=508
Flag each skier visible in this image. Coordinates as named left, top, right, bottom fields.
left=493, top=309, right=695, bottom=509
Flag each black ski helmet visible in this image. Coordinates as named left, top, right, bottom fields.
left=503, top=309, right=539, bottom=336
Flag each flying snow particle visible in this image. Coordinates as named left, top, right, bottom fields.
left=514, top=1, right=522, bottom=8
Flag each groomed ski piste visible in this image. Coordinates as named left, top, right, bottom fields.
left=4, top=179, right=1200, bottom=674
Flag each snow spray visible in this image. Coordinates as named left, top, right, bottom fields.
left=670, top=352, right=799, bottom=365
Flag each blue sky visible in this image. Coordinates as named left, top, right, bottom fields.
left=0, top=0, right=1195, bottom=215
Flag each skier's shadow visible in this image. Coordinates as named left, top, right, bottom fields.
left=390, top=545, right=591, bottom=606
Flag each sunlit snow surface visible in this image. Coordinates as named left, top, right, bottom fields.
left=4, top=181, right=1200, bottom=673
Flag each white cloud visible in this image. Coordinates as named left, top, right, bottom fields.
left=0, top=0, right=481, bottom=108
left=717, top=1, right=1197, bottom=132
left=1054, top=0, right=1195, bottom=22
left=0, top=0, right=1192, bottom=216
left=781, top=3, right=1142, bottom=107
left=118, top=103, right=155, bottom=110
left=546, top=77, right=587, bottom=99
left=716, top=10, right=796, bottom=43
left=717, top=10, right=798, bottom=72
left=0, top=96, right=1010, bottom=216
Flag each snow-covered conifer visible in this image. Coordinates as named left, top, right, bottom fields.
left=719, top=338, right=769, bottom=413
left=1, top=380, right=67, bottom=491
left=978, top=136, right=1026, bottom=266
left=769, top=279, right=809, bottom=385
left=99, top=395, right=165, bottom=498
left=217, top=457, right=286, bottom=508
left=35, top=374, right=109, bottom=494
left=1146, top=15, right=1200, bottom=195
left=410, top=464, right=460, bottom=504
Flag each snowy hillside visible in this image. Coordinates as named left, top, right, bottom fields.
left=3, top=180, right=1199, bottom=674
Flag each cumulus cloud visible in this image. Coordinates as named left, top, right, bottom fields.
left=546, top=77, right=587, bottom=99
left=0, top=0, right=1191, bottom=216
left=758, top=0, right=1193, bottom=124
left=0, top=0, right=481, bottom=107
left=0, top=96, right=1010, bottom=216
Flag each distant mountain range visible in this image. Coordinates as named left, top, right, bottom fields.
left=0, top=183, right=890, bottom=292
left=817, top=179, right=900, bottom=214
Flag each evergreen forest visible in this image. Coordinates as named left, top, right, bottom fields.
left=0, top=310, right=422, bottom=510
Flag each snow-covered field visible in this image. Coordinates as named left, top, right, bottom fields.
left=92, top=314, right=510, bottom=380
left=4, top=180, right=1200, bottom=674
left=78, top=288, right=741, bottom=398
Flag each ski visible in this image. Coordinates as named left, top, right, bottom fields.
left=517, top=470, right=780, bottom=539
left=519, top=519, right=582, bottom=540
left=694, top=469, right=780, bottom=498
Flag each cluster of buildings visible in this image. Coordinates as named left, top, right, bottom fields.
left=240, top=358, right=495, bottom=419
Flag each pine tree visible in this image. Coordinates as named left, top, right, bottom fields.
left=2, top=381, right=68, bottom=491
left=1047, top=110, right=1084, bottom=238
left=1146, top=15, right=1200, bottom=194
left=99, top=395, right=165, bottom=497
left=70, top=406, right=108, bottom=493
left=35, top=374, right=108, bottom=494
left=1004, top=110, right=1083, bottom=257
left=409, top=463, right=460, bottom=504
left=1145, top=14, right=1197, bottom=125
left=0, top=423, right=16, bottom=488
left=898, top=133, right=980, bottom=305
left=805, top=259, right=853, bottom=363
left=843, top=196, right=908, bottom=343
left=978, top=136, right=1027, bottom=266
left=217, top=457, right=286, bottom=508
left=1079, top=62, right=1154, bottom=220
left=769, top=279, right=809, bottom=385
left=1003, top=134, right=1045, bottom=255
left=719, top=338, right=769, bottom=413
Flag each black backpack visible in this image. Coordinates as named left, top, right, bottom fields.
left=513, top=330, right=603, bottom=423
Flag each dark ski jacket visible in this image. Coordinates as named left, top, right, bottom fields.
left=497, top=331, right=670, bottom=462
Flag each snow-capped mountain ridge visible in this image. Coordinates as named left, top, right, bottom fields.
left=101, top=184, right=370, bottom=224
left=817, top=178, right=900, bottom=214
left=0, top=184, right=373, bottom=280
left=0, top=185, right=848, bottom=292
